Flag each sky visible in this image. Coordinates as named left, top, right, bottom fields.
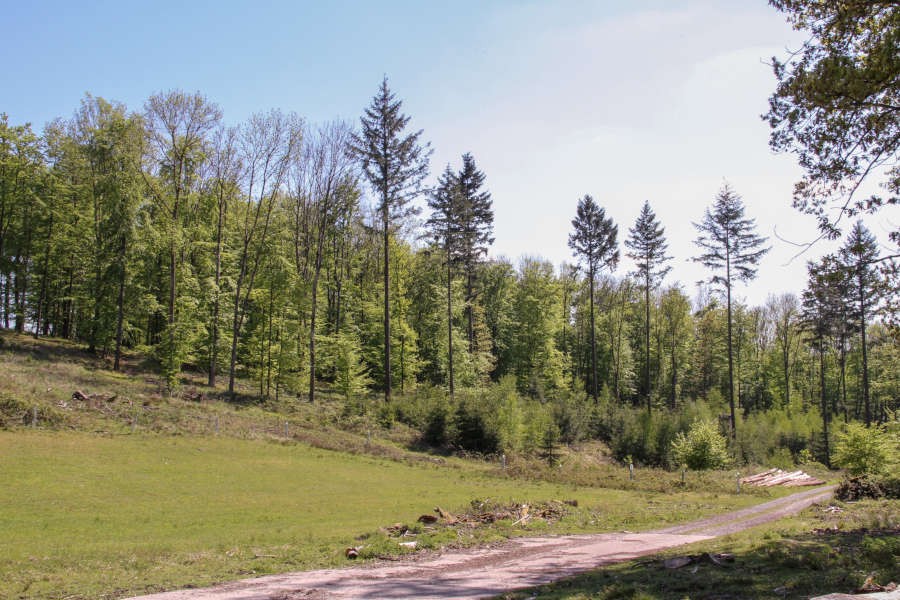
left=3, top=0, right=898, bottom=307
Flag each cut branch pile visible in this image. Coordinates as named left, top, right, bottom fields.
left=741, top=468, right=825, bottom=487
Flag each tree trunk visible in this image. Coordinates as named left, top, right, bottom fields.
left=209, top=195, right=225, bottom=386
left=34, top=214, right=54, bottom=339
left=859, top=276, right=870, bottom=426
left=114, top=235, right=127, bottom=371
left=267, top=290, right=273, bottom=399
left=819, top=343, right=829, bottom=467
left=670, top=327, right=677, bottom=408
left=589, top=266, right=597, bottom=402
left=383, top=203, right=391, bottom=401
left=645, top=273, right=651, bottom=414
left=466, top=269, right=474, bottom=354
left=447, top=242, right=454, bottom=398
left=309, top=265, right=320, bottom=402
left=726, top=269, right=736, bottom=438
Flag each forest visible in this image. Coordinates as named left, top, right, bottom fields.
left=0, top=74, right=897, bottom=470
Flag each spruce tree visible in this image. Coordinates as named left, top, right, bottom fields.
left=568, top=195, right=619, bottom=402
left=624, top=200, right=671, bottom=414
left=839, top=221, right=881, bottom=426
left=801, top=257, right=842, bottom=467
left=348, top=77, right=430, bottom=401
left=425, top=165, right=462, bottom=397
left=456, top=153, right=494, bottom=353
left=693, top=184, right=770, bottom=437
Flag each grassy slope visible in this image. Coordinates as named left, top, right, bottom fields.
left=0, top=332, right=826, bottom=599
left=0, top=432, right=771, bottom=599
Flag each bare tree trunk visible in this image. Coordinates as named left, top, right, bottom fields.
left=209, top=195, right=225, bottom=386
left=859, top=280, right=871, bottom=426
left=114, top=235, right=127, bottom=371
left=447, top=243, right=454, bottom=398
left=466, top=269, right=474, bottom=354
left=383, top=205, right=391, bottom=401
left=726, top=281, right=736, bottom=438
left=644, top=274, right=651, bottom=414
left=267, top=290, right=274, bottom=399
left=819, top=344, right=829, bottom=467
left=34, top=214, right=54, bottom=339
left=589, top=266, right=597, bottom=402
left=309, top=265, right=320, bottom=402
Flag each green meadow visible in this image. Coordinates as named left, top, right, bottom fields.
left=1, top=431, right=762, bottom=599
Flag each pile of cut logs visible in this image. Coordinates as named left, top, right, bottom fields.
left=741, top=468, right=826, bottom=487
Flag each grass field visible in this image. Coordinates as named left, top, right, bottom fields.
left=0, top=332, right=837, bottom=599
left=1, top=431, right=771, bottom=600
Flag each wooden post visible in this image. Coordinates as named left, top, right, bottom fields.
left=502, top=454, right=507, bottom=472
left=682, top=469, right=686, bottom=484
left=32, top=406, right=37, bottom=428
left=284, top=421, right=289, bottom=438
left=737, top=472, right=741, bottom=494
left=629, top=462, right=634, bottom=480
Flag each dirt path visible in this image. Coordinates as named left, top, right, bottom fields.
left=126, top=485, right=836, bottom=600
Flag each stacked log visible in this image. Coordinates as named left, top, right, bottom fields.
left=740, top=468, right=826, bottom=487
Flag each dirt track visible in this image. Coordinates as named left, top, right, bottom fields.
left=126, top=485, right=835, bottom=600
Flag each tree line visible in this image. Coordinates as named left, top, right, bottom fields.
left=0, top=75, right=897, bottom=462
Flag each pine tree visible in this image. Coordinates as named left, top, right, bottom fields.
left=693, top=183, right=770, bottom=437
left=348, top=77, right=430, bottom=401
left=569, top=195, right=619, bottom=402
left=625, top=200, right=671, bottom=414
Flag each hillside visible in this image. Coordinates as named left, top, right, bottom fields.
left=0, top=332, right=788, bottom=599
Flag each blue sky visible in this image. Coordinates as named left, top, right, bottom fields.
left=4, top=1, right=898, bottom=305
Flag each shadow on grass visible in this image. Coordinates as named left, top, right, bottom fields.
left=499, top=527, right=900, bottom=600
left=1, top=331, right=99, bottom=364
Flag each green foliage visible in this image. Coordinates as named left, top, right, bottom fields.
left=671, top=419, right=730, bottom=471
left=539, top=421, right=561, bottom=467
left=834, top=422, right=897, bottom=476
left=324, top=331, right=373, bottom=402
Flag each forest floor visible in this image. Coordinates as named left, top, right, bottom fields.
left=0, top=331, right=858, bottom=600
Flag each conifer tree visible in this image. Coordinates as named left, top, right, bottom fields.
left=456, top=153, right=494, bottom=352
left=426, top=165, right=462, bottom=397
left=839, top=221, right=881, bottom=426
left=348, top=77, right=430, bottom=401
left=569, top=195, right=619, bottom=402
left=625, top=200, right=671, bottom=413
left=693, top=184, right=770, bottom=437
left=801, top=256, right=842, bottom=466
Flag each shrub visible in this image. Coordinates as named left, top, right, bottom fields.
left=0, top=394, right=64, bottom=429
left=671, top=419, right=730, bottom=471
left=834, top=422, right=897, bottom=476
left=452, top=401, right=500, bottom=454
left=423, top=404, right=449, bottom=447
left=539, top=422, right=561, bottom=467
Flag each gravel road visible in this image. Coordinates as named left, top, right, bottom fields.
left=126, top=485, right=836, bottom=600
